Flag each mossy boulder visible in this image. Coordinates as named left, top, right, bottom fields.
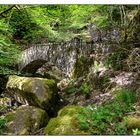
left=6, top=75, right=58, bottom=112
left=126, top=116, right=140, bottom=130
left=5, top=106, right=49, bottom=135
left=44, top=105, right=90, bottom=135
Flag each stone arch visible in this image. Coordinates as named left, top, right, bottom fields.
left=21, top=59, right=47, bottom=74
left=18, top=43, right=93, bottom=77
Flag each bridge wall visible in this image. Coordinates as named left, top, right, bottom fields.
left=19, top=42, right=110, bottom=77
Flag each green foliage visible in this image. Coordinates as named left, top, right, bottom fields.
left=105, top=51, right=128, bottom=70
left=80, top=82, right=92, bottom=96
left=99, top=75, right=110, bottom=90
left=9, top=8, right=47, bottom=44
left=0, top=118, right=6, bottom=135
left=76, top=90, right=136, bottom=135
left=0, top=45, right=20, bottom=66
left=1, top=5, right=139, bottom=44
left=65, top=82, right=92, bottom=97
left=0, top=17, right=21, bottom=75
left=115, top=89, right=136, bottom=106
left=65, top=86, right=79, bottom=94
left=132, top=128, right=140, bottom=135
left=0, top=104, right=8, bottom=116
left=6, top=5, right=113, bottom=43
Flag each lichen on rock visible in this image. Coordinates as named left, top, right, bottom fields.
left=6, top=75, right=58, bottom=112
left=5, top=106, right=49, bottom=135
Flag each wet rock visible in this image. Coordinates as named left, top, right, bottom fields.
left=6, top=75, right=58, bottom=113
left=5, top=106, right=49, bottom=135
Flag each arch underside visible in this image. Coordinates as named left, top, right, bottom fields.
left=21, top=59, right=47, bottom=74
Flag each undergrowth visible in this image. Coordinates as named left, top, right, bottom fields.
left=76, top=89, right=136, bottom=135
left=0, top=117, right=6, bottom=135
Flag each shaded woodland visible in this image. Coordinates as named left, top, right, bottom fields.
left=0, top=5, right=140, bottom=135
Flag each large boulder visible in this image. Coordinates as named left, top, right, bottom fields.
left=5, top=106, right=49, bottom=135
left=44, top=105, right=90, bottom=135
left=6, top=75, right=59, bottom=113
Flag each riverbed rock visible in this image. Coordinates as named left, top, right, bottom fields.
left=44, top=105, right=90, bottom=135
left=6, top=75, right=58, bottom=112
left=5, top=106, right=49, bottom=135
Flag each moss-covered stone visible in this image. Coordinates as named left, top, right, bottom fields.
left=72, top=55, right=93, bottom=79
left=6, top=75, right=58, bottom=111
left=5, top=112, right=16, bottom=122
left=126, top=116, right=140, bottom=130
left=5, top=106, right=49, bottom=135
left=58, top=105, right=84, bottom=117
left=44, top=105, right=90, bottom=135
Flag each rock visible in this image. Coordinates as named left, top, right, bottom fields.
left=109, top=72, right=139, bottom=91
left=44, top=105, right=90, bottom=135
left=5, top=106, right=49, bottom=135
left=36, top=63, right=65, bottom=82
left=0, top=97, right=12, bottom=116
left=0, top=97, right=13, bottom=107
left=6, top=75, right=58, bottom=113
left=126, top=116, right=140, bottom=130
left=57, top=78, right=70, bottom=90
left=72, top=55, right=93, bottom=79
left=126, top=48, right=140, bottom=73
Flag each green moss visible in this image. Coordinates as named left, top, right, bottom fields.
left=72, top=56, right=93, bottom=79
left=43, top=79, right=56, bottom=89
left=5, top=106, right=49, bottom=135
left=44, top=105, right=89, bottom=135
left=45, top=114, right=88, bottom=135
left=58, top=105, right=84, bottom=117
left=126, top=116, right=140, bottom=130
left=6, top=75, right=58, bottom=111
left=5, top=112, right=16, bottom=122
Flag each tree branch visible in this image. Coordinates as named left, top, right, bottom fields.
left=0, top=5, right=16, bottom=17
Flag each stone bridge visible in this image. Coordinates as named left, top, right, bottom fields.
left=18, top=42, right=96, bottom=77
left=18, top=27, right=121, bottom=77
left=18, top=41, right=111, bottom=77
